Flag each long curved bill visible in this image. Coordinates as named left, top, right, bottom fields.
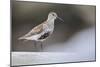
left=57, top=17, right=64, bottom=22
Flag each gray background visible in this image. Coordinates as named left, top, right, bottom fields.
left=11, top=0, right=96, bottom=52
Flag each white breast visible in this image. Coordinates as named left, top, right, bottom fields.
left=46, top=20, right=54, bottom=33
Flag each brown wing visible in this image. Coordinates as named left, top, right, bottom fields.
left=23, top=23, right=44, bottom=38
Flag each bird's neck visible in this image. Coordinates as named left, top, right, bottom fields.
left=47, top=19, right=55, bottom=26
left=46, top=18, right=55, bottom=31
left=47, top=17, right=55, bottom=24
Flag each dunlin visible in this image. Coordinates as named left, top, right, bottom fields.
left=18, top=12, right=63, bottom=51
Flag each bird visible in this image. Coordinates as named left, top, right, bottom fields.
left=18, top=12, right=63, bottom=51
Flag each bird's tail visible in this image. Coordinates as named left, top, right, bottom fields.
left=18, top=36, right=29, bottom=42
left=18, top=36, right=26, bottom=40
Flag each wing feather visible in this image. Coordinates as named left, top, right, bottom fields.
left=24, top=24, right=43, bottom=37
left=18, top=21, right=47, bottom=40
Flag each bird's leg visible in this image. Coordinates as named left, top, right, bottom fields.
left=34, top=41, right=37, bottom=51
left=40, top=42, right=43, bottom=51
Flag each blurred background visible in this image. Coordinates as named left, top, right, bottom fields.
left=11, top=0, right=96, bottom=52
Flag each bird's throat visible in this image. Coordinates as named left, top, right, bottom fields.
left=47, top=19, right=55, bottom=26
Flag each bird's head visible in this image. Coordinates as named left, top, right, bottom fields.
left=48, top=12, right=58, bottom=19
left=48, top=12, right=64, bottom=22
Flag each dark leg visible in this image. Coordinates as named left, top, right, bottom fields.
left=34, top=41, right=37, bottom=51
left=40, top=42, right=43, bottom=51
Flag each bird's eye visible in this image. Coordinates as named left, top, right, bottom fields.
left=52, top=14, right=55, bottom=16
